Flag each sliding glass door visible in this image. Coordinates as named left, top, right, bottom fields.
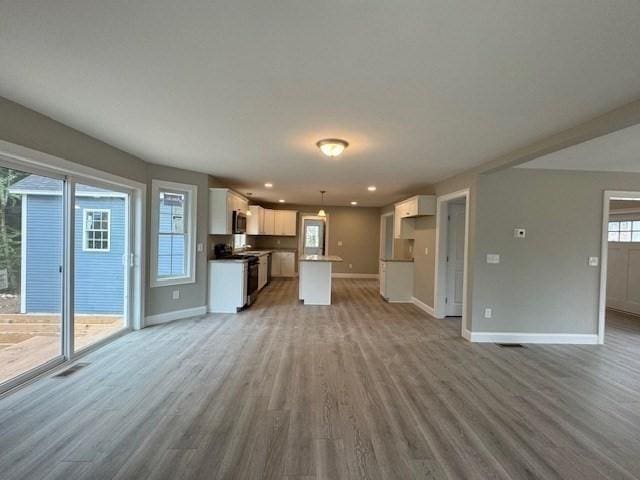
left=0, top=156, right=136, bottom=393
left=73, top=183, right=130, bottom=352
left=0, top=166, right=64, bottom=386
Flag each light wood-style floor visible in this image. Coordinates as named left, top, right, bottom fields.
left=1, top=279, right=640, bottom=480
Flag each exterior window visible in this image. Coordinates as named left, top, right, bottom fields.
left=83, top=209, right=110, bottom=251
left=608, top=220, right=640, bottom=243
left=233, top=234, right=246, bottom=250
left=305, top=225, right=320, bottom=248
left=151, top=180, right=197, bottom=287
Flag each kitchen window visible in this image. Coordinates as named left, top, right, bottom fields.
left=608, top=220, right=640, bottom=243
left=83, top=209, right=110, bottom=251
left=151, top=180, right=198, bottom=287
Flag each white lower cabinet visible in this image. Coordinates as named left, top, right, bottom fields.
left=258, top=254, right=268, bottom=290
left=208, top=261, right=247, bottom=313
left=379, top=260, right=414, bottom=302
left=271, top=251, right=295, bottom=277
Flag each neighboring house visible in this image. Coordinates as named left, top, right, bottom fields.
left=10, top=175, right=125, bottom=315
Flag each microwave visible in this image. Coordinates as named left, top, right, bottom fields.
left=232, top=210, right=247, bottom=234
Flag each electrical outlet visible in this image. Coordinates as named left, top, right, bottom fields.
left=484, top=308, right=492, bottom=319
left=172, top=290, right=180, bottom=300
left=349, top=263, right=353, bottom=269
left=424, top=247, right=429, bottom=255
left=277, top=239, right=281, bottom=245
left=197, top=242, right=204, bottom=252
left=514, top=228, right=526, bottom=238
left=338, top=240, right=343, bottom=246
left=588, top=256, right=599, bottom=267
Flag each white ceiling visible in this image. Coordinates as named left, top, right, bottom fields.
left=2, top=1, right=640, bottom=206
left=519, top=123, right=640, bottom=173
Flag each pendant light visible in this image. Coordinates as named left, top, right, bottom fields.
left=318, top=190, right=327, bottom=217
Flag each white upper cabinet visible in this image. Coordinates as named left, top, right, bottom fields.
left=209, top=188, right=249, bottom=234
left=247, top=205, right=264, bottom=235
left=274, top=210, right=297, bottom=236
left=393, top=195, right=435, bottom=239
left=263, top=208, right=275, bottom=235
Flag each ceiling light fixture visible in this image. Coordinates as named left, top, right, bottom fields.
left=367, top=186, right=377, bottom=191
left=316, top=138, right=349, bottom=157
left=278, top=199, right=285, bottom=203
left=265, top=183, right=273, bottom=188
left=350, top=201, right=358, bottom=206
left=318, top=190, right=327, bottom=217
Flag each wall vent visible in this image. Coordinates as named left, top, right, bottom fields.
left=497, top=343, right=525, bottom=348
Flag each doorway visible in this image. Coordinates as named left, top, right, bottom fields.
left=299, top=214, right=328, bottom=256
left=0, top=141, right=145, bottom=395
left=445, top=201, right=466, bottom=316
left=599, top=191, right=640, bottom=344
left=434, top=189, right=470, bottom=336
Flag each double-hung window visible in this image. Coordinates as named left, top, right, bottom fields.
left=83, top=209, right=110, bottom=251
left=151, top=180, right=197, bottom=287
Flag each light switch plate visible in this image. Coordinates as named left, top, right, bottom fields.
left=172, top=290, right=180, bottom=300
left=588, top=256, right=599, bottom=267
left=425, top=247, right=429, bottom=255
left=514, top=228, right=526, bottom=238
left=484, top=308, right=492, bottom=318
left=486, top=254, right=500, bottom=264
left=197, top=242, right=204, bottom=252
left=338, top=240, right=343, bottom=246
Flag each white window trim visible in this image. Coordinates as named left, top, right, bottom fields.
left=150, top=179, right=197, bottom=287
left=82, top=208, right=111, bottom=252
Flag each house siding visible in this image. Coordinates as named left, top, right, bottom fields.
left=25, top=195, right=126, bottom=314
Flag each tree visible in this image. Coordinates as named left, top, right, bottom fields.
left=0, top=167, right=28, bottom=293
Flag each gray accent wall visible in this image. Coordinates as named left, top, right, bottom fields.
left=0, top=96, right=212, bottom=319
left=471, top=168, right=640, bottom=334
left=145, top=164, right=210, bottom=316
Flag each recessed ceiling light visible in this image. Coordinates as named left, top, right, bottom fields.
left=350, top=201, right=358, bottom=205
left=265, top=183, right=273, bottom=188
left=278, top=199, right=285, bottom=203
left=316, top=138, right=349, bottom=157
left=367, top=186, right=377, bottom=191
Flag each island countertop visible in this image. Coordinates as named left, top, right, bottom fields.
left=299, top=255, right=343, bottom=262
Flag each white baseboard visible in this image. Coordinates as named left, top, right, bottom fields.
left=411, top=297, right=435, bottom=316
left=466, top=331, right=599, bottom=344
left=462, top=328, right=472, bottom=341
left=145, top=305, right=207, bottom=326
left=332, top=273, right=379, bottom=279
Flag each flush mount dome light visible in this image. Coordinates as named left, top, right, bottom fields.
left=316, top=138, right=349, bottom=157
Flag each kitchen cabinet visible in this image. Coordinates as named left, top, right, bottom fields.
left=247, top=205, right=265, bottom=235
left=263, top=209, right=275, bottom=235
left=271, top=251, right=295, bottom=277
left=258, top=254, right=268, bottom=290
left=379, top=260, right=414, bottom=302
left=209, top=188, right=249, bottom=235
left=274, top=210, right=297, bottom=236
left=393, top=195, right=436, bottom=239
left=208, top=260, right=247, bottom=313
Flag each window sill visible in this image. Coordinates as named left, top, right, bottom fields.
left=150, top=276, right=196, bottom=288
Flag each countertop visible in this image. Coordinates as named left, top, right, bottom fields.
left=299, top=255, right=343, bottom=262
left=209, top=258, right=249, bottom=263
left=380, top=258, right=414, bottom=262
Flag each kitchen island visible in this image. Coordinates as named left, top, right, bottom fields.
left=298, top=255, right=343, bottom=305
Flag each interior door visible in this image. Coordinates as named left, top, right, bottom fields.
left=446, top=203, right=466, bottom=316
